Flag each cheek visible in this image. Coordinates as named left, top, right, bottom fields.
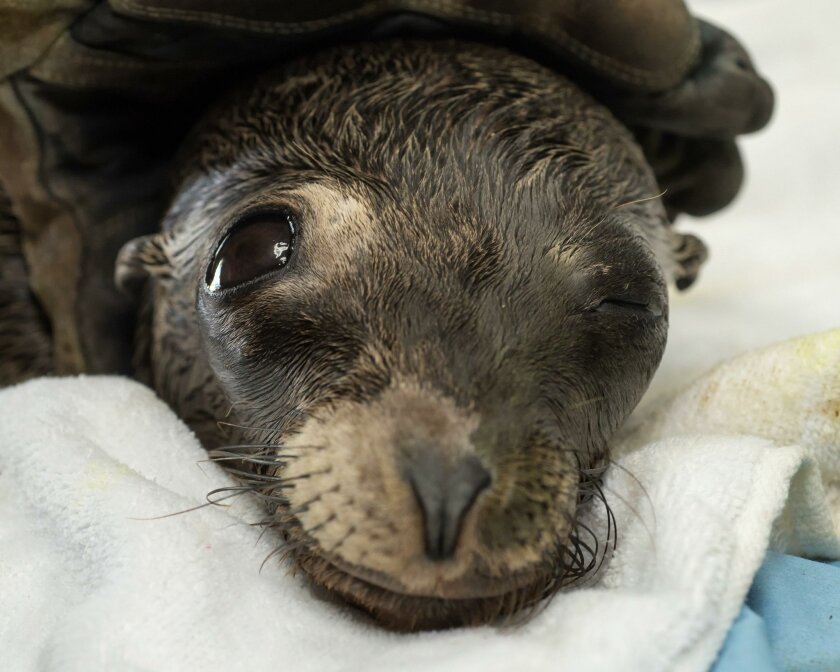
left=197, top=302, right=247, bottom=373
left=579, top=316, right=667, bottom=387
left=195, top=300, right=281, bottom=415
left=531, top=319, right=667, bottom=449
left=475, top=443, right=578, bottom=562
left=196, top=298, right=367, bottom=426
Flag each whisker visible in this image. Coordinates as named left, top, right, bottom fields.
left=566, top=396, right=606, bottom=411
left=218, top=467, right=288, bottom=482
left=212, top=442, right=324, bottom=451
left=607, top=458, right=656, bottom=529
left=261, top=513, right=338, bottom=571
left=590, top=478, right=617, bottom=549
left=206, top=454, right=301, bottom=465
left=276, top=537, right=317, bottom=566
left=208, top=443, right=323, bottom=456
left=209, top=443, right=277, bottom=452
left=129, top=490, right=245, bottom=521
left=216, top=420, right=282, bottom=435
left=615, top=188, right=668, bottom=209
left=260, top=542, right=291, bottom=573
left=255, top=520, right=284, bottom=547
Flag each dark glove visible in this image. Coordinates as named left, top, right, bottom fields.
left=596, top=19, right=774, bottom=219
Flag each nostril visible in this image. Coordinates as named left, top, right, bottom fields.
left=405, top=453, right=491, bottom=561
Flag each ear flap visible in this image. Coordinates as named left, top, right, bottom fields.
left=115, top=233, right=169, bottom=295
left=669, top=230, right=708, bottom=291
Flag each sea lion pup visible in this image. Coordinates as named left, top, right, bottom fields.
left=117, top=40, right=700, bottom=630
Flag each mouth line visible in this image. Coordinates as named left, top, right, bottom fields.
left=291, top=548, right=557, bottom=631
left=318, top=552, right=530, bottom=602
left=274, top=507, right=559, bottom=610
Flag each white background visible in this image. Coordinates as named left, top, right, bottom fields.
left=645, top=0, right=840, bottom=404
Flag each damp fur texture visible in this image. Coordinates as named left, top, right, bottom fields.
left=117, top=40, right=688, bottom=630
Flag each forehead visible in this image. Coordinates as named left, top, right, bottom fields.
left=176, top=41, right=656, bottom=218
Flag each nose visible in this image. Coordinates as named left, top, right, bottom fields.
left=404, top=452, right=491, bottom=561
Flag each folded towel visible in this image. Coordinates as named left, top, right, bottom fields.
left=618, top=328, right=840, bottom=558
left=1, top=329, right=837, bottom=672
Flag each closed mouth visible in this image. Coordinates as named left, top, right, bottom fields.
left=291, top=544, right=553, bottom=631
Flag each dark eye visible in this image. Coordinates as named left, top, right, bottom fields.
left=206, top=210, right=296, bottom=291
left=595, top=297, right=663, bottom=318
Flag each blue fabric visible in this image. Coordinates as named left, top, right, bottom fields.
left=713, top=552, right=840, bottom=672
left=714, top=605, right=780, bottom=672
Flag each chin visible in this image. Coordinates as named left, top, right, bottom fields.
left=292, top=545, right=561, bottom=632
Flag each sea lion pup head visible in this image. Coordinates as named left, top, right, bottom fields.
left=118, top=41, right=693, bottom=630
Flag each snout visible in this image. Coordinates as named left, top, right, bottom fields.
left=403, top=451, right=491, bottom=561
left=275, top=377, right=579, bottom=629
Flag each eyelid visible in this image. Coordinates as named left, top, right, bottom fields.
left=593, top=297, right=663, bottom=317
left=209, top=206, right=297, bottom=255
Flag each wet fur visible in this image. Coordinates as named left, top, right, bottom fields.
left=120, top=41, right=691, bottom=629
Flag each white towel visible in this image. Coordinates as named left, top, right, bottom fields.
left=1, top=328, right=837, bottom=672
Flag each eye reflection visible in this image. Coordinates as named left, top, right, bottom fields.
left=206, top=211, right=296, bottom=291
